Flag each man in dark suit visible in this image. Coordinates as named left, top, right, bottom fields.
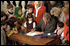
left=31, top=13, right=56, bottom=35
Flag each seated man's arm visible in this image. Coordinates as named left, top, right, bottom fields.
left=35, top=18, right=42, bottom=31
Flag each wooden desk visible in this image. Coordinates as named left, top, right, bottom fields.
left=1, top=10, right=60, bottom=45
left=9, top=29, right=60, bottom=45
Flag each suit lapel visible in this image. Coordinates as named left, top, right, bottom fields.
left=42, top=22, right=45, bottom=31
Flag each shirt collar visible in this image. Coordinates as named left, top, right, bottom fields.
left=35, top=4, right=42, bottom=9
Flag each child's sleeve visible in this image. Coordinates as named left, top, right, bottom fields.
left=24, top=22, right=26, bottom=28
left=21, top=14, right=25, bottom=19
left=6, top=27, right=17, bottom=37
left=6, top=30, right=14, bottom=37
left=33, top=22, right=36, bottom=29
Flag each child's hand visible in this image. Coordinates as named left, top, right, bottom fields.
left=58, top=30, right=63, bottom=35
left=21, top=26, right=25, bottom=30
left=13, top=31, right=18, bottom=34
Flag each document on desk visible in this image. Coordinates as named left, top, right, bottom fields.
left=26, top=31, right=38, bottom=36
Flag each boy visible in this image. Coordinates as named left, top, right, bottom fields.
left=6, top=4, right=14, bottom=19
left=24, top=4, right=35, bottom=18
left=54, top=22, right=64, bottom=41
left=1, top=20, right=7, bottom=45
left=1, top=11, right=8, bottom=21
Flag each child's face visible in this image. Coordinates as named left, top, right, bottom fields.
left=1, top=16, right=6, bottom=20
left=7, top=8, right=13, bottom=13
left=57, top=25, right=61, bottom=30
left=18, top=10, right=22, bottom=15
left=14, top=21, right=18, bottom=25
left=27, top=8, right=33, bottom=13
left=28, top=18, right=33, bottom=21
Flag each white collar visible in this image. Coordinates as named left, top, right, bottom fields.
left=29, top=21, right=32, bottom=23
left=35, top=4, right=42, bottom=9
left=35, top=4, right=42, bottom=17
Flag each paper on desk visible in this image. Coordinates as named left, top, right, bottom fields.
left=26, top=31, right=38, bottom=36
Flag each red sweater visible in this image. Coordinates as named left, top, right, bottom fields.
left=32, top=4, right=46, bottom=25
left=64, top=15, right=69, bottom=41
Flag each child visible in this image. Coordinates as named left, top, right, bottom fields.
left=6, top=17, right=25, bottom=45
left=24, top=4, right=35, bottom=19
left=14, top=6, right=26, bottom=26
left=54, top=22, right=64, bottom=42
left=6, top=17, right=19, bottom=45
left=24, top=13, right=36, bottom=29
left=1, top=11, right=8, bottom=21
left=1, top=20, right=7, bottom=45
left=6, top=4, right=14, bottom=19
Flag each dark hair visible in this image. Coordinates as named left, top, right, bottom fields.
left=66, top=19, right=69, bottom=28
left=1, top=11, right=8, bottom=20
left=57, top=22, right=64, bottom=28
left=1, top=11, right=6, bottom=17
left=7, top=17, right=17, bottom=29
left=7, top=4, right=13, bottom=9
left=1, top=20, right=7, bottom=27
left=18, top=7, right=22, bottom=11
left=26, top=13, right=35, bottom=25
left=26, top=4, right=34, bottom=9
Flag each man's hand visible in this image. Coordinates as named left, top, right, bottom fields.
left=35, top=32, right=43, bottom=35
left=31, top=29, right=35, bottom=33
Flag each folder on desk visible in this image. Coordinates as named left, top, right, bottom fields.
left=43, top=33, right=55, bottom=37
left=33, top=35, right=43, bottom=39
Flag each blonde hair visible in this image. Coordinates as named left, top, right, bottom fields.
left=62, top=5, right=69, bottom=14
left=50, top=7, right=62, bottom=15
left=34, top=1, right=42, bottom=5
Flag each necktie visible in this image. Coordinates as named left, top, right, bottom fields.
left=44, top=22, right=47, bottom=31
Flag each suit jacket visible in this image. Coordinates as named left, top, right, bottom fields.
left=48, top=2, right=62, bottom=13
left=35, top=18, right=56, bottom=33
